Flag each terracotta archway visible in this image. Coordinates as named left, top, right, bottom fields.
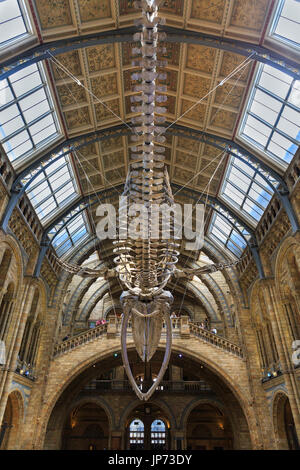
left=39, top=343, right=255, bottom=450
left=61, top=401, right=110, bottom=450
left=273, top=392, right=299, bottom=450
left=185, top=401, right=234, bottom=450
left=0, top=390, right=24, bottom=450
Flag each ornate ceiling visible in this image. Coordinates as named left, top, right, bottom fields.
left=31, top=0, right=272, bottom=211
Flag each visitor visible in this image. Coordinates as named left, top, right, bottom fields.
left=211, top=328, right=217, bottom=335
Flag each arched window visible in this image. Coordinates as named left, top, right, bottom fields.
left=0, top=283, right=15, bottom=341
left=151, top=419, right=166, bottom=450
left=129, top=419, right=144, bottom=450
left=18, top=290, right=41, bottom=378
left=0, top=250, right=12, bottom=288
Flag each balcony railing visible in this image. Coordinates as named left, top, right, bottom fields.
left=81, top=380, right=213, bottom=394
left=52, top=319, right=244, bottom=359
left=189, top=323, right=244, bottom=358
left=15, top=358, right=36, bottom=381
left=53, top=323, right=107, bottom=358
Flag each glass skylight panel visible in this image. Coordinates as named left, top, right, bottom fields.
left=0, top=0, right=29, bottom=48
left=240, top=64, right=300, bottom=164
left=26, top=156, right=78, bottom=222
left=52, top=213, right=89, bottom=257
left=221, top=157, right=273, bottom=223
left=209, top=214, right=247, bottom=257
left=270, top=0, right=300, bottom=48
left=0, top=63, right=60, bottom=162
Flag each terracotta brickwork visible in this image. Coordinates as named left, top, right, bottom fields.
left=0, top=144, right=300, bottom=450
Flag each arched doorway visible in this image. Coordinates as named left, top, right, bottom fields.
left=126, top=403, right=170, bottom=450
left=61, top=402, right=109, bottom=450
left=274, top=393, right=299, bottom=449
left=186, top=403, right=233, bottom=450
left=43, top=348, right=251, bottom=450
left=0, top=391, right=23, bottom=450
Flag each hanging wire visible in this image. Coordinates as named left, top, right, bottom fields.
left=46, top=20, right=256, bottom=304
left=169, top=56, right=255, bottom=297
left=169, top=149, right=228, bottom=297
left=48, top=51, right=135, bottom=133
left=72, top=150, right=128, bottom=309
left=161, top=52, right=255, bottom=134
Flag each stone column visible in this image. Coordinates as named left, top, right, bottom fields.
left=21, top=319, right=34, bottom=364
left=0, top=298, right=15, bottom=341
left=111, top=431, right=123, bottom=450
left=171, top=365, right=184, bottom=391
left=0, top=279, right=31, bottom=425
left=173, top=431, right=184, bottom=450
left=234, top=297, right=277, bottom=449
left=180, top=316, right=190, bottom=338
left=112, top=366, right=125, bottom=390
left=19, top=301, right=60, bottom=449
left=107, top=316, right=117, bottom=338
left=261, top=279, right=300, bottom=442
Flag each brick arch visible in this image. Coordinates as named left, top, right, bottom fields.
left=1, top=390, right=24, bottom=450
left=35, top=338, right=256, bottom=450
left=79, top=277, right=218, bottom=323
left=62, top=261, right=108, bottom=325
left=119, top=397, right=177, bottom=432
left=104, top=305, right=122, bottom=319
left=76, top=272, right=222, bottom=325
left=171, top=304, right=193, bottom=318
left=203, top=238, right=244, bottom=306
left=186, top=259, right=233, bottom=325
left=186, top=282, right=218, bottom=321
left=44, top=395, right=115, bottom=450
left=181, top=397, right=250, bottom=450
left=0, top=248, right=12, bottom=288
left=78, top=281, right=110, bottom=322
left=272, top=391, right=291, bottom=450
left=52, top=235, right=244, bottom=318
left=275, top=235, right=300, bottom=294
left=0, top=237, right=23, bottom=296
left=79, top=279, right=122, bottom=322
left=274, top=235, right=300, bottom=342
left=49, top=236, right=102, bottom=310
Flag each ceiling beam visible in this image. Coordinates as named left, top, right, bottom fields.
left=1, top=26, right=299, bottom=81
left=2, top=123, right=293, bottom=235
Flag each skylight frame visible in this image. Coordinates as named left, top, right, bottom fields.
left=269, top=0, right=300, bottom=50
left=219, top=155, right=274, bottom=226
left=52, top=212, right=90, bottom=258
left=26, top=154, right=79, bottom=224
left=238, top=62, right=300, bottom=166
left=0, top=0, right=33, bottom=51
left=0, top=62, right=62, bottom=164
left=208, top=213, right=248, bottom=258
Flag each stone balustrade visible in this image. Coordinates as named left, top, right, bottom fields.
left=53, top=323, right=107, bottom=357
left=80, top=379, right=213, bottom=394
left=52, top=319, right=243, bottom=359
left=189, top=323, right=244, bottom=358
left=286, top=146, right=300, bottom=192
